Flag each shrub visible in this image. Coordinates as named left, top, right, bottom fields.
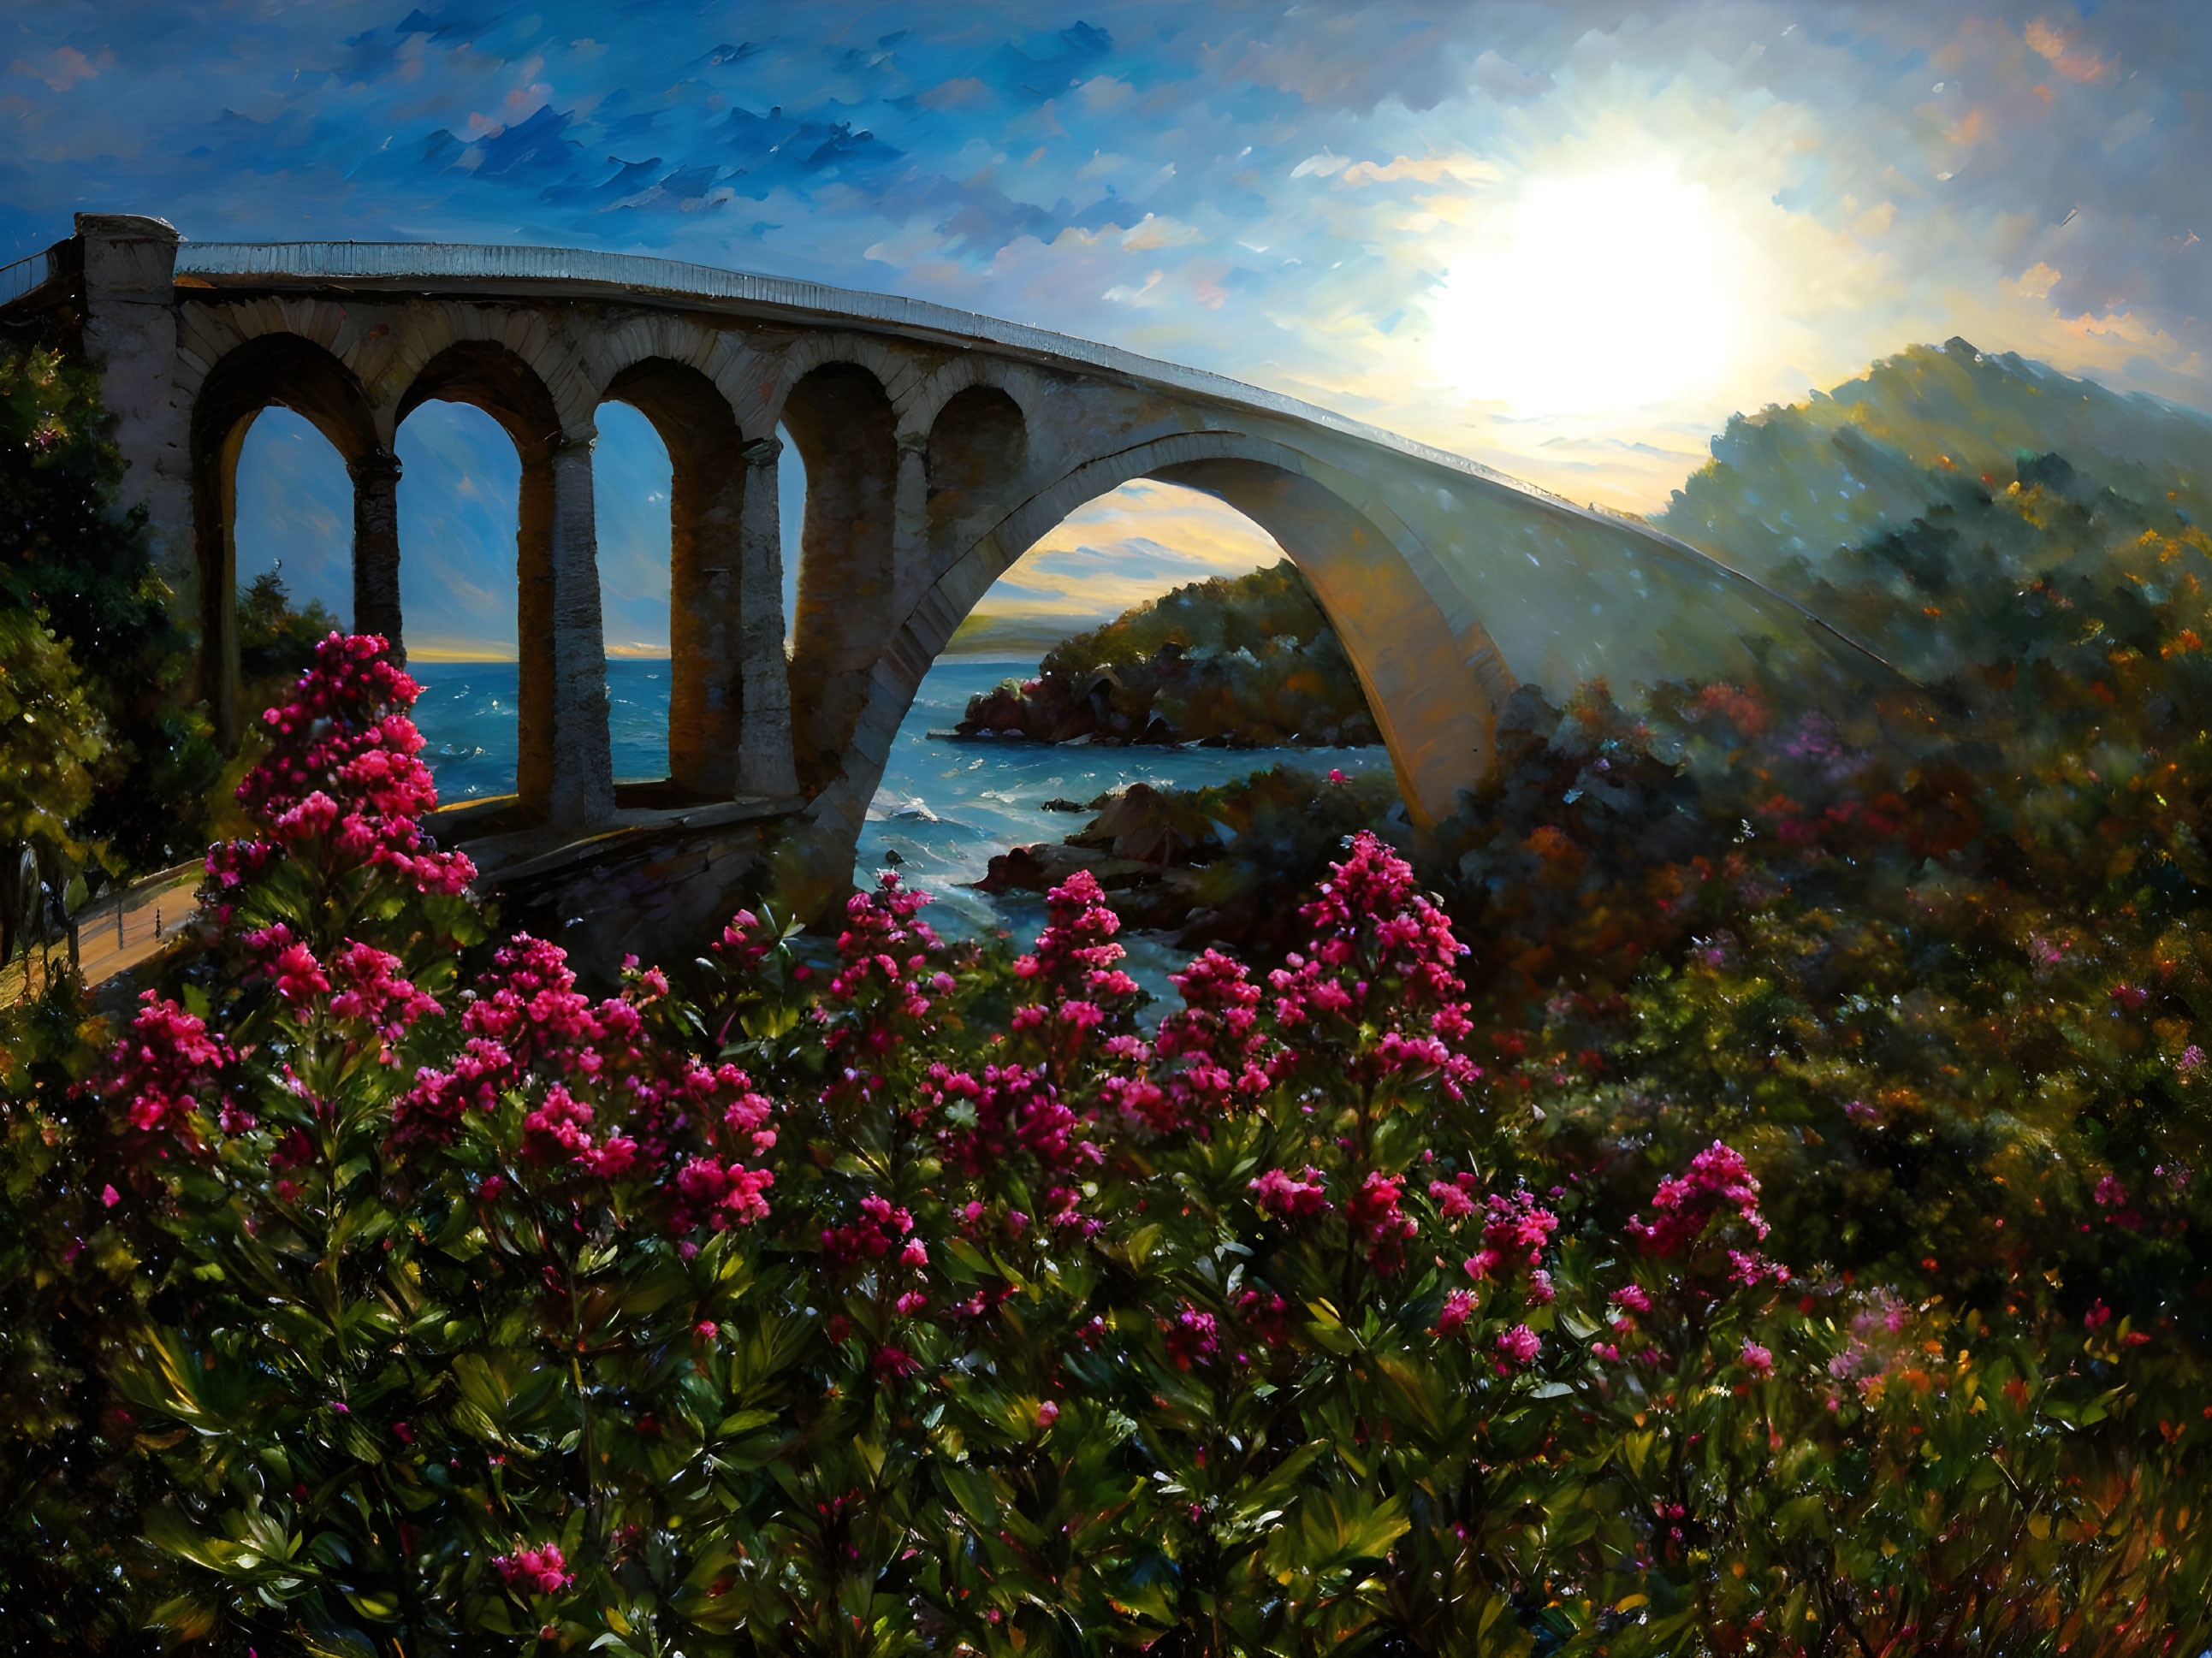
left=0, top=632, right=2205, bottom=1655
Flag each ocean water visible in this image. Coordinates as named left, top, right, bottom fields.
left=406, top=659, right=679, bottom=802
left=406, top=654, right=1400, bottom=964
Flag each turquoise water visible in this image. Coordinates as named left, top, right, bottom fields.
left=406, top=655, right=1400, bottom=953
left=406, top=659, right=679, bottom=802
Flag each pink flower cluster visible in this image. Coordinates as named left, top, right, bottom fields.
left=1436, top=1289, right=1478, bottom=1335
left=2092, top=1173, right=2143, bottom=1229
left=1148, top=948, right=1276, bottom=1129
left=1165, top=1306, right=1220, bottom=1370
left=1464, top=1188, right=1560, bottom=1282
left=1249, top=1164, right=1330, bottom=1218
left=394, top=933, right=778, bottom=1230
left=671, top=1156, right=775, bottom=1232
left=822, top=1193, right=916, bottom=1264
left=107, top=991, right=238, bottom=1144
left=1625, top=1140, right=1787, bottom=1286
left=241, top=923, right=442, bottom=1042
left=206, top=633, right=474, bottom=917
left=1013, top=870, right=1142, bottom=1016
left=815, top=874, right=955, bottom=1116
left=1496, top=1323, right=1542, bottom=1366
left=493, top=1542, right=573, bottom=1596
left=1265, top=833, right=1480, bottom=1099
left=1344, top=1170, right=1420, bottom=1272
left=825, top=873, right=946, bottom=1006
left=925, top=1060, right=1094, bottom=1177
left=1428, top=1172, right=1479, bottom=1223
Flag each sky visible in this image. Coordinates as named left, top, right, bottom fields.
left=9, top=0, right=2209, bottom=656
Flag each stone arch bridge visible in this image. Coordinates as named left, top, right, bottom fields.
left=5, top=213, right=1862, bottom=964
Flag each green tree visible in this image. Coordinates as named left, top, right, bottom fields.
left=0, top=341, right=222, bottom=875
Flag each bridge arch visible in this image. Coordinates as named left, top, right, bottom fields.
left=596, top=357, right=753, bottom=795
left=752, top=331, right=925, bottom=436
left=188, top=331, right=383, bottom=744
left=804, top=428, right=1515, bottom=859
left=398, top=341, right=613, bottom=825
left=924, top=382, right=1029, bottom=551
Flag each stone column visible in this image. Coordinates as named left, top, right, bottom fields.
left=516, top=433, right=615, bottom=827
left=75, top=216, right=191, bottom=601
left=892, top=430, right=932, bottom=613
left=667, top=435, right=746, bottom=796
left=737, top=435, right=798, bottom=796
left=348, top=448, right=403, bottom=657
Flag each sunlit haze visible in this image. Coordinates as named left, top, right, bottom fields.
left=1432, top=167, right=1746, bottom=417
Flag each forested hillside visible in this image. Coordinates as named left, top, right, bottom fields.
left=955, top=558, right=1379, bottom=748
left=1660, top=335, right=2212, bottom=584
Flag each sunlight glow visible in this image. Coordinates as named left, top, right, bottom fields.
left=1431, top=165, right=1749, bottom=417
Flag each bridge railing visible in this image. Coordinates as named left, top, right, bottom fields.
left=0, top=238, right=81, bottom=312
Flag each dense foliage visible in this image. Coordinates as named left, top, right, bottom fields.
left=1658, top=335, right=2212, bottom=584
left=0, top=342, right=225, bottom=879
left=957, top=560, right=1379, bottom=749
left=1, top=618, right=2205, bottom=1656
left=5, top=336, right=2212, bottom=1653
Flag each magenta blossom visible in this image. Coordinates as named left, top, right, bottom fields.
left=494, top=1543, right=573, bottom=1597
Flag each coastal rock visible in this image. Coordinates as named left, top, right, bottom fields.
left=1067, top=782, right=1218, bottom=865
left=970, top=841, right=1163, bottom=894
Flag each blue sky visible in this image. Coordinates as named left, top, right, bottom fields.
left=11, top=1, right=2209, bottom=655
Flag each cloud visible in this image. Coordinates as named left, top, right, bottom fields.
left=8, top=0, right=2204, bottom=544
left=1337, top=154, right=1504, bottom=187
left=1471, top=49, right=1552, bottom=100
left=2024, top=19, right=2115, bottom=85
left=10, top=46, right=109, bottom=92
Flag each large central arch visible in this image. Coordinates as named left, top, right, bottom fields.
left=802, top=426, right=1515, bottom=862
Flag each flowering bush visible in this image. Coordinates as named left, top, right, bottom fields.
left=0, top=626, right=2206, bottom=1657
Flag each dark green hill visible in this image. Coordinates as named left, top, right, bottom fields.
left=1660, top=337, right=2212, bottom=583
left=954, top=559, right=1379, bottom=748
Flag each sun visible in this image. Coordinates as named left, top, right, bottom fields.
left=1430, top=165, right=1750, bottom=419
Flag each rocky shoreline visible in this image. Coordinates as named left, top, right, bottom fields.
left=969, top=770, right=1409, bottom=950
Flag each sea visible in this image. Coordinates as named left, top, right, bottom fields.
left=406, top=656, right=1399, bottom=977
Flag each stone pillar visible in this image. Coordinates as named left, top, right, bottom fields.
left=892, top=430, right=932, bottom=613
left=516, top=433, right=615, bottom=827
left=194, top=423, right=247, bottom=750
left=348, top=448, right=403, bottom=657
left=667, top=435, right=746, bottom=796
left=75, top=216, right=191, bottom=601
left=738, top=436, right=798, bottom=796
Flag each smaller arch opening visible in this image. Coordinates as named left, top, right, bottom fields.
left=394, top=402, right=524, bottom=805
left=778, top=422, right=803, bottom=657
left=589, top=399, right=676, bottom=785
left=596, top=357, right=749, bottom=796
left=232, top=407, right=352, bottom=665
left=190, top=332, right=378, bottom=745
left=398, top=339, right=612, bottom=823
left=397, top=340, right=561, bottom=459
left=926, top=385, right=1027, bottom=542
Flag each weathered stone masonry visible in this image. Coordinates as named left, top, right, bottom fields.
left=9, top=211, right=1851, bottom=955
